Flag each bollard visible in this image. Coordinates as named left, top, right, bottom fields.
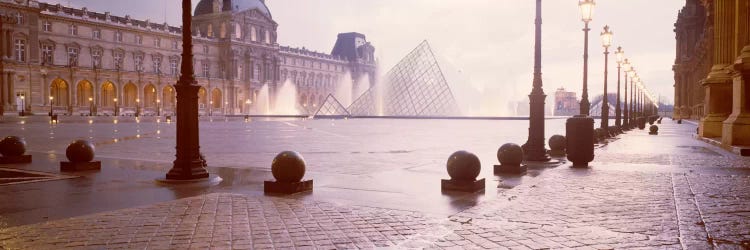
left=649, top=125, right=659, bottom=135
left=495, top=143, right=527, bottom=174
left=264, top=151, right=313, bottom=194
left=0, top=136, right=32, bottom=164
left=60, top=140, right=101, bottom=171
left=566, top=116, right=594, bottom=168
left=442, top=150, right=484, bottom=192
left=548, top=135, right=566, bottom=157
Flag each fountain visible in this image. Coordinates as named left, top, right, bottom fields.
left=334, top=71, right=354, bottom=107
left=257, top=84, right=271, bottom=115
left=273, top=79, right=299, bottom=115
left=354, top=73, right=370, bottom=101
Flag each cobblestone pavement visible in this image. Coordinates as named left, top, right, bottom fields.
left=1, top=119, right=750, bottom=249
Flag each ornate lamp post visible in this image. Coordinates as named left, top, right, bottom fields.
left=88, top=97, right=93, bottom=116
left=578, top=0, right=594, bottom=115
left=135, top=98, right=140, bottom=117
left=599, top=26, right=612, bottom=132
left=19, top=94, right=25, bottom=116
left=114, top=98, right=118, bottom=116
left=49, top=96, right=54, bottom=116
left=157, top=99, right=161, bottom=116
left=524, top=0, right=551, bottom=162
left=209, top=100, right=213, bottom=116
left=164, top=0, right=209, bottom=180
left=566, top=0, right=596, bottom=168
left=622, top=59, right=632, bottom=128
left=614, top=47, right=624, bottom=128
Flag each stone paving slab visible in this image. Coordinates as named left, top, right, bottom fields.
left=0, top=193, right=442, bottom=249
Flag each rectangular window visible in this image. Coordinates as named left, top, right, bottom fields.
left=203, top=45, right=209, bottom=54
left=69, top=24, right=78, bottom=36
left=172, top=40, right=178, bottom=50
left=264, top=30, right=270, bottom=44
left=92, top=29, right=101, bottom=39
left=134, top=54, right=143, bottom=71
left=41, top=44, right=53, bottom=64
left=67, top=47, right=79, bottom=66
left=170, top=59, right=178, bottom=76
left=153, top=57, right=162, bottom=74
left=154, top=37, right=161, bottom=47
left=14, top=39, right=26, bottom=62
left=135, top=35, right=143, bottom=45
left=16, top=13, right=23, bottom=25
left=114, top=52, right=123, bottom=70
left=202, top=63, right=210, bottom=77
left=92, top=50, right=102, bottom=68
left=114, top=31, right=122, bottom=42
left=254, top=64, right=261, bottom=81
left=42, top=21, right=51, bottom=32
left=250, top=26, right=257, bottom=42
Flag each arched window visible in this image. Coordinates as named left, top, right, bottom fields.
left=234, top=23, right=242, bottom=39
left=250, top=26, right=257, bottom=41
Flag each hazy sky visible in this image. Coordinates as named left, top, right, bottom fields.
left=46, top=0, right=684, bottom=113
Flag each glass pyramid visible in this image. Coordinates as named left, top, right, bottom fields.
left=313, top=94, right=351, bottom=117
left=348, top=41, right=460, bottom=117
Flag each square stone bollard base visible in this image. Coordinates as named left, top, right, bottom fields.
left=60, top=161, right=101, bottom=172
left=0, top=155, right=32, bottom=164
left=441, top=178, right=485, bottom=192
left=264, top=180, right=313, bottom=194
left=494, top=164, right=527, bottom=174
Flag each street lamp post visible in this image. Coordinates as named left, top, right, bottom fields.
left=524, top=0, right=550, bottom=162
left=164, top=0, right=209, bottom=180
left=135, top=98, right=140, bottom=117
left=600, top=26, right=612, bottom=132
left=614, top=47, right=624, bottom=129
left=209, top=101, right=213, bottom=116
left=114, top=98, right=118, bottom=116
left=566, top=0, right=596, bottom=168
left=49, top=96, right=54, bottom=116
left=157, top=99, right=161, bottom=116
left=622, top=60, right=631, bottom=129
left=19, top=94, right=25, bottom=116
left=89, top=97, right=93, bottom=116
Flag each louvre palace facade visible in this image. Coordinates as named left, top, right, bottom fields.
left=0, top=0, right=377, bottom=115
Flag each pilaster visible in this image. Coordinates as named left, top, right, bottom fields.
left=722, top=44, right=750, bottom=146
left=700, top=0, right=736, bottom=138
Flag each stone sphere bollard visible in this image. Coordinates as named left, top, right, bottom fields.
left=442, top=150, right=484, bottom=192
left=265, top=151, right=313, bottom=194
left=497, top=143, right=523, bottom=166
left=447, top=150, right=481, bottom=181
left=271, top=151, right=306, bottom=182
left=0, top=136, right=27, bottom=157
left=66, top=140, right=95, bottom=163
left=594, top=128, right=606, bottom=142
left=649, top=125, right=659, bottom=135
left=548, top=135, right=566, bottom=157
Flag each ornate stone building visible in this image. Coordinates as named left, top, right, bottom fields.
left=0, top=0, right=376, bottom=115
left=673, top=0, right=750, bottom=147
left=553, top=87, right=580, bottom=116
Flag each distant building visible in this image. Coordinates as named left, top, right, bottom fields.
left=553, top=87, right=579, bottom=116
left=0, top=0, right=377, bottom=115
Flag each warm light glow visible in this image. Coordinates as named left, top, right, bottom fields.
left=578, top=0, right=595, bottom=22
left=88, top=97, right=93, bottom=101
left=600, top=25, right=613, bottom=48
left=157, top=99, right=160, bottom=103
left=246, top=99, right=252, bottom=104
left=20, top=96, right=25, bottom=100
left=114, top=98, right=118, bottom=102
left=49, top=96, right=53, bottom=100
left=622, top=59, right=632, bottom=71
left=615, top=47, right=624, bottom=63
left=136, top=99, right=140, bottom=103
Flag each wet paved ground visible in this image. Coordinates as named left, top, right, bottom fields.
left=0, top=116, right=749, bottom=249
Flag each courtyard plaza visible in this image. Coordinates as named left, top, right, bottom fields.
left=0, top=116, right=749, bottom=249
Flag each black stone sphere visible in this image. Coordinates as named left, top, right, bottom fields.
left=650, top=125, right=659, bottom=133
left=0, top=136, right=27, bottom=157
left=447, top=150, right=481, bottom=181
left=66, top=140, right=95, bottom=163
left=497, top=143, right=523, bottom=166
left=271, top=151, right=306, bottom=182
left=548, top=135, right=566, bottom=151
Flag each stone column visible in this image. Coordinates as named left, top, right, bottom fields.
left=674, top=68, right=682, bottom=119
left=700, top=0, right=736, bottom=138
left=722, top=0, right=750, bottom=146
